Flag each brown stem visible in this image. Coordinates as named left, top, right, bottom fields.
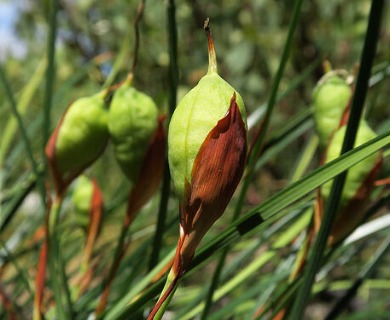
left=131, top=0, right=147, bottom=75
left=203, top=17, right=217, bottom=74
left=33, top=184, right=52, bottom=320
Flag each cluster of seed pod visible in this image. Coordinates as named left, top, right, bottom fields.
left=45, top=59, right=167, bottom=317
left=48, top=76, right=164, bottom=187
left=312, top=70, right=383, bottom=245
left=47, top=18, right=247, bottom=320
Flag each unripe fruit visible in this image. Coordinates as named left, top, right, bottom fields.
left=72, top=175, right=94, bottom=229
left=108, top=76, right=159, bottom=183
left=321, top=121, right=379, bottom=207
left=46, top=90, right=109, bottom=194
left=168, top=25, right=247, bottom=201
left=149, top=20, right=248, bottom=320
left=317, top=120, right=382, bottom=245
left=169, top=75, right=246, bottom=200
left=313, top=72, right=352, bottom=147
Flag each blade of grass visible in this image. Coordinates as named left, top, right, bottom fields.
left=187, top=251, right=277, bottom=320
left=0, top=66, right=46, bottom=206
left=210, top=259, right=294, bottom=320
left=0, top=174, right=36, bottom=232
left=0, top=239, right=33, bottom=299
left=289, top=1, right=385, bottom=318
left=325, top=233, right=390, bottom=319
left=104, top=248, right=176, bottom=320
left=148, top=0, right=178, bottom=270
left=201, top=0, right=305, bottom=316
left=246, top=57, right=321, bottom=130
left=47, top=194, right=73, bottom=320
left=290, top=135, right=319, bottom=183
left=43, top=0, right=58, bottom=149
left=0, top=58, right=46, bottom=167
left=255, top=114, right=313, bottom=170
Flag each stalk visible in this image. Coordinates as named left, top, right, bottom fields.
left=148, top=0, right=178, bottom=270
left=148, top=267, right=181, bottom=320
left=47, top=193, right=72, bottom=320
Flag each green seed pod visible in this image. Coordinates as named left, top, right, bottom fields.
left=108, top=76, right=159, bottom=183
left=46, top=90, right=109, bottom=193
left=312, top=71, right=352, bottom=147
left=168, top=31, right=246, bottom=201
left=321, top=121, right=379, bottom=207
left=149, top=20, right=248, bottom=319
left=72, top=175, right=94, bottom=229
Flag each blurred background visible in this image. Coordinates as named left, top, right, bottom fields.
left=1, top=0, right=389, bottom=319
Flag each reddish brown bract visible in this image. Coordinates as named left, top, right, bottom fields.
left=176, top=92, right=247, bottom=272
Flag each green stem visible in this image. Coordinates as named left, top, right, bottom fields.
left=148, top=0, right=178, bottom=270
left=201, top=0, right=305, bottom=317
left=43, top=0, right=58, bottom=149
left=47, top=194, right=70, bottom=320
left=289, top=1, right=385, bottom=318
left=149, top=268, right=181, bottom=320
left=130, top=0, right=147, bottom=75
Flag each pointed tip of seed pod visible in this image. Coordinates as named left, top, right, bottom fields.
left=204, top=17, right=217, bottom=75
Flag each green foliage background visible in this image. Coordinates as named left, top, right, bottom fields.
left=1, top=0, right=389, bottom=319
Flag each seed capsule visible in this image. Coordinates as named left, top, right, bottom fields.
left=46, top=90, right=109, bottom=194
left=168, top=22, right=247, bottom=202
left=71, top=175, right=104, bottom=278
left=318, top=121, right=382, bottom=244
left=149, top=19, right=248, bottom=320
left=72, top=175, right=95, bottom=229
left=312, top=71, right=352, bottom=147
left=168, top=17, right=247, bottom=267
left=108, top=75, right=159, bottom=183
left=321, top=121, right=379, bottom=206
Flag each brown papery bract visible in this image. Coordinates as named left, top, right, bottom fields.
left=175, top=92, right=247, bottom=274
left=148, top=93, right=247, bottom=319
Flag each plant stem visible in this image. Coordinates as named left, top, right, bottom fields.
left=47, top=193, right=71, bottom=320
left=148, top=0, right=178, bottom=270
left=148, top=268, right=181, bottom=320
left=130, top=0, right=146, bottom=75
left=43, top=0, right=58, bottom=150
left=201, top=0, right=305, bottom=317
left=288, top=1, right=385, bottom=318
